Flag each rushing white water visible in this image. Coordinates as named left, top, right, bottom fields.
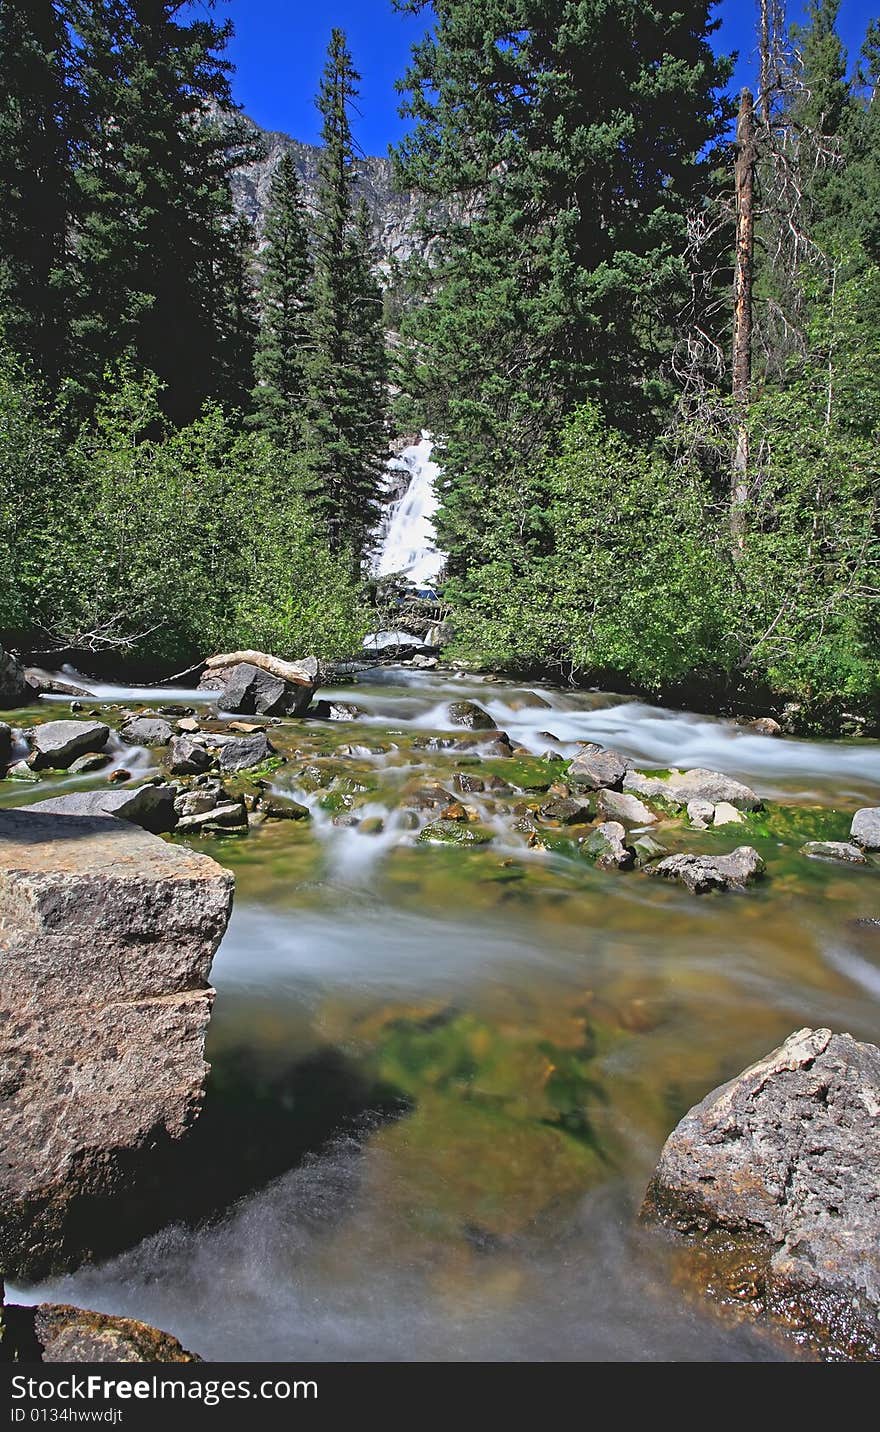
left=372, top=435, right=445, bottom=586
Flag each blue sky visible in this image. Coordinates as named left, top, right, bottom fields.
left=205, top=1, right=877, bottom=156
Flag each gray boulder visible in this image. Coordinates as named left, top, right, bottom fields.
left=204, top=658, right=317, bottom=718
left=0, top=647, right=29, bottom=707
left=447, top=700, right=496, bottom=730
left=598, top=788, right=657, bottom=825
left=643, top=1027, right=880, bottom=1359
left=625, top=767, right=762, bottom=811
left=801, top=840, right=868, bottom=864
left=568, top=743, right=631, bottom=791
left=851, top=808, right=880, bottom=851
left=686, top=798, right=715, bottom=829
left=26, top=784, right=178, bottom=835
left=538, top=794, right=592, bottom=825
left=0, top=808, right=233, bottom=1277
left=582, top=821, right=633, bottom=869
left=168, top=734, right=214, bottom=776
left=213, top=730, right=273, bottom=774
left=67, top=751, right=110, bottom=774
left=28, top=719, right=110, bottom=770
left=175, top=802, right=247, bottom=833
left=647, top=845, right=764, bottom=893
left=121, top=716, right=174, bottom=747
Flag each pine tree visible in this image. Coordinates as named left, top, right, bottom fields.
left=307, top=29, right=388, bottom=563
left=393, top=0, right=733, bottom=577
left=0, top=1, right=72, bottom=382
left=251, top=150, right=313, bottom=441
left=66, top=0, right=261, bottom=421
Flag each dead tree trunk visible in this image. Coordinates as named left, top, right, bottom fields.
left=732, top=87, right=756, bottom=550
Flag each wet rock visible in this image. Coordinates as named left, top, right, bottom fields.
left=120, top=716, right=174, bottom=747
left=582, top=821, right=633, bottom=869
left=176, top=716, right=201, bottom=733
left=598, top=789, right=657, bottom=826
left=447, top=700, right=497, bottom=731
left=258, top=794, right=310, bottom=821
left=568, top=743, right=631, bottom=791
left=213, top=730, right=273, bottom=774
left=686, top=798, right=715, bottom=829
left=538, top=795, right=592, bottom=825
left=507, top=692, right=553, bottom=711
left=5, top=760, right=39, bottom=782
left=748, top=716, right=782, bottom=736
left=410, top=654, right=437, bottom=670
left=108, top=767, right=132, bottom=783
left=647, top=845, right=764, bottom=893
left=713, top=801, right=746, bottom=826
left=632, top=834, right=668, bottom=867
left=851, top=808, right=880, bottom=851
left=0, top=808, right=233, bottom=1277
left=418, top=819, right=493, bottom=846
left=25, top=784, right=179, bottom=835
left=28, top=719, right=110, bottom=771
left=801, top=841, right=868, bottom=865
left=67, top=751, right=111, bottom=774
left=0, top=646, right=29, bottom=707
left=0, top=720, right=11, bottom=766
left=453, top=772, right=485, bottom=794
left=175, top=801, right=248, bottom=833
left=643, top=1027, right=880, bottom=1360
left=625, top=767, right=762, bottom=811
left=169, top=734, right=214, bottom=776
left=174, top=788, right=223, bottom=819
left=1, top=1299, right=199, bottom=1363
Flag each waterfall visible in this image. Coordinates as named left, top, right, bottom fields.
left=372, top=434, right=445, bottom=589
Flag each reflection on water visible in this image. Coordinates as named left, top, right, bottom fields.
left=8, top=668, right=880, bottom=1361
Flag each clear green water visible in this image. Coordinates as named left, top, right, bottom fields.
left=6, top=669, right=880, bottom=1361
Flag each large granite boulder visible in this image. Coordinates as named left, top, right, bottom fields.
left=0, top=808, right=234, bottom=1277
left=200, top=652, right=318, bottom=718
left=120, top=716, right=174, bottom=747
left=447, top=700, right=496, bottom=731
left=568, top=743, right=631, bottom=791
left=624, top=766, right=762, bottom=811
left=27, top=720, right=110, bottom=771
left=643, top=1028, right=880, bottom=1359
left=25, top=784, right=178, bottom=835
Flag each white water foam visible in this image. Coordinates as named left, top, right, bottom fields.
left=372, top=435, right=445, bottom=586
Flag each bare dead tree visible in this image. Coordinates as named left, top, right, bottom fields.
left=732, top=88, right=756, bottom=547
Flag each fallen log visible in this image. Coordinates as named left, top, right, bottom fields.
left=203, top=650, right=318, bottom=687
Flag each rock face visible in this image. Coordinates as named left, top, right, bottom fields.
left=28, top=720, right=110, bottom=771
left=0, top=808, right=234, bottom=1277
left=643, top=1028, right=880, bottom=1359
left=625, top=767, right=762, bottom=811
left=0, top=646, right=29, bottom=707
left=851, top=808, right=880, bottom=851
left=0, top=720, right=11, bottom=766
left=647, top=845, right=764, bottom=893
left=26, top=785, right=179, bottom=835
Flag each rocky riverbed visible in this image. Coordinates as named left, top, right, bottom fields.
left=2, top=662, right=879, bottom=1361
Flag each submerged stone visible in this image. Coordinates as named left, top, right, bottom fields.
left=801, top=840, right=868, bottom=864
left=418, top=819, right=494, bottom=846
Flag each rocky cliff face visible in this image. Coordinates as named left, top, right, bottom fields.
left=232, top=115, right=427, bottom=282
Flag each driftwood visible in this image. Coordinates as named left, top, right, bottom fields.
left=203, top=651, right=318, bottom=688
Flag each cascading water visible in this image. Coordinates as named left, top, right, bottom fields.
left=372, top=434, right=445, bottom=587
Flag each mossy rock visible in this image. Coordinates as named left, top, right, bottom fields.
left=418, top=819, right=494, bottom=846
